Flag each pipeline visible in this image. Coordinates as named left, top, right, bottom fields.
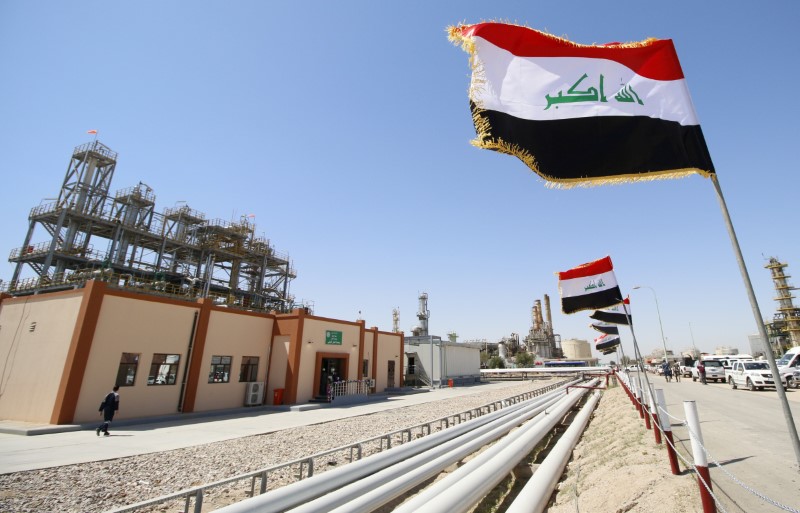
left=505, top=390, right=602, bottom=513
left=214, top=379, right=582, bottom=513
left=392, top=380, right=597, bottom=513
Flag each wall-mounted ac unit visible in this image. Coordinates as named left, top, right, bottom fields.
left=245, top=382, right=264, bottom=406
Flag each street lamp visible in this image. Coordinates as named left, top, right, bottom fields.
left=632, top=285, right=670, bottom=364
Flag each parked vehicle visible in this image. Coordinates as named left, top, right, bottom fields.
left=691, top=359, right=725, bottom=382
left=726, top=360, right=787, bottom=391
left=777, top=346, right=800, bottom=373
left=717, top=354, right=754, bottom=370
left=788, top=369, right=800, bottom=389
left=680, top=364, right=694, bottom=377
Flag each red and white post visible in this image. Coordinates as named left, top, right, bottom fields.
left=684, top=400, right=716, bottom=513
left=655, top=388, right=679, bottom=474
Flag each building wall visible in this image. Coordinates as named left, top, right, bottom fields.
left=374, top=331, right=402, bottom=389
left=192, top=309, right=273, bottom=412
left=0, top=292, right=83, bottom=423
left=75, top=294, right=199, bottom=423
left=267, top=335, right=290, bottom=405
left=442, top=344, right=481, bottom=378
left=0, top=282, right=405, bottom=424
left=296, top=318, right=362, bottom=403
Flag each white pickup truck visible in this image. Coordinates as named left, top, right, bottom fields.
left=726, top=360, right=786, bottom=391
left=691, top=359, right=725, bottom=382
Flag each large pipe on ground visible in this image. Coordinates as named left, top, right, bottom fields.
left=393, top=381, right=596, bottom=513
left=505, top=390, right=601, bottom=513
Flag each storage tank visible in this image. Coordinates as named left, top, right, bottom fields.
left=562, top=338, right=592, bottom=359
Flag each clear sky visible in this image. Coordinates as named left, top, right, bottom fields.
left=1, top=1, right=798, bottom=360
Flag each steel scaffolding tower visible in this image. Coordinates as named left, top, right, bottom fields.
left=765, top=257, right=800, bottom=348
left=7, top=140, right=296, bottom=312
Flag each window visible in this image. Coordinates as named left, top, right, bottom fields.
left=148, top=354, right=180, bottom=385
left=115, top=353, right=140, bottom=387
left=363, top=359, right=369, bottom=378
left=239, top=356, right=259, bottom=382
left=209, top=355, right=232, bottom=383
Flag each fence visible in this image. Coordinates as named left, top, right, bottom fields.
left=107, top=379, right=570, bottom=513
left=616, top=370, right=799, bottom=513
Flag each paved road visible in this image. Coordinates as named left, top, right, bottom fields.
left=638, top=372, right=800, bottom=513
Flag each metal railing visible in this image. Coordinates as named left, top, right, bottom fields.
left=327, top=379, right=374, bottom=401
left=106, top=379, right=571, bottom=513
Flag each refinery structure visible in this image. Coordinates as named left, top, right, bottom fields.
left=6, top=140, right=296, bottom=312
left=764, top=257, right=800, bottom=350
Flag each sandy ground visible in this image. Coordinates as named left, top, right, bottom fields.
left=547, top=384, right=703, bottom=513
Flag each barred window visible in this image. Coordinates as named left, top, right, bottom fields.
left=209, top=355, right=232, bottom=383
left=116, top=353, right=139, bottom=387
left=148, top=354, right=180, bottom=385
left=239, top=356, right=259, bottom=382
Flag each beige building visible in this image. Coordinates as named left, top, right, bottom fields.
left=0, top=280, right=402, bottom=424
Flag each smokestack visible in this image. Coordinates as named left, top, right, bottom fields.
left=544, top=294, right=553, bottom=331
left=534, top=300, right=543, bottom=331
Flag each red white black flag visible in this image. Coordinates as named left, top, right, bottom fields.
left=448, top=22, right=714, bottom=188
left=557, top=256, right=622, bottom=314
left=590, top=323, right=620, bottom=336
left=595, top=333, right=621, bottom=351
left=589, top=297, right=632, bottom=325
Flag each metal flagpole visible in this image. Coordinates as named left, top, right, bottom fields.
left=711, top=175, right=800, bottom=468
left=620, top=300, right=659, bottom=430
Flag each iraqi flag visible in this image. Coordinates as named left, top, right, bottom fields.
left=590, top=323, right=619, bottom=336
left=448, top=23, right=715, bottom=188
left=600, top=346, right=618, bottom=355
left=589, top=297, right=632, bottom=325
left=557, top=256, right=622, bottom=314
left=595, top=334, right=621, bottom=351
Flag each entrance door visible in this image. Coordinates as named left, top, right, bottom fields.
left=319, top=357, right=344, bottom=396
left=387, top=360, right=396, bottom=387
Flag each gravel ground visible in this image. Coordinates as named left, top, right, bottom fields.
left=0, top=380, right=565, bottom=513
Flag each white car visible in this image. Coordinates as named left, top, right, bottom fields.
left=691, top=360, right=725, bottom=383
left=727, top=361, right=786, bottom=391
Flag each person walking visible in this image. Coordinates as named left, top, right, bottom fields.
left=697, top=362, right=707, bottom=385
left=673, top=362, right=681, bottom=382
left=96, top=385, right=120, bottom=436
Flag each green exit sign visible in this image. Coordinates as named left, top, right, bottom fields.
left=325, top=330, right=343, bottom=345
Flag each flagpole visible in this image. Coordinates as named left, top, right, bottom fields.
left=620, top=301, right=655, bottom=406
left=710, top=175, right=800, bottom=468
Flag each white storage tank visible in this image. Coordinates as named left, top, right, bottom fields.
left=562, top=338, right=592, bottom=359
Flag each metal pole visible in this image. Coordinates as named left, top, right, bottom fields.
left=711, top=175, right=800, bottom=468
left=633, top=285, right=670, bottom=364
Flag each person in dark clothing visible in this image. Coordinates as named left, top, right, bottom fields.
left=96, top=385, right=120, bottom=436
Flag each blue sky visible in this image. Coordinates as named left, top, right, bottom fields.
left=1, top=1, right=798, bottom=359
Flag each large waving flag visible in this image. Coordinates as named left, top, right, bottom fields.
left=448, top=22, right=714, bottom=188
left=558, top=256, right=622, bottom=314
left=589, top=297, right=632, bottom=325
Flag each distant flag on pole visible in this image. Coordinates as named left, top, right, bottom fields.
left=595, top=333, right=621, bottom=351
left=557, top=256, right=622, bottom=314
left=448, top=22, right=714, bottom=188
left=589, top=297, right=632, bottom=325
left=590, top=323, right=619, bottom=336
left=87, top=129, right=98, bottom=134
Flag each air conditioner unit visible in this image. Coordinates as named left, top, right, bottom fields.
left=245, top=382, right=264, bottom=406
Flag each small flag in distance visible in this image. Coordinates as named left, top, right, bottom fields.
left=87, top=129, right=97, bottom=134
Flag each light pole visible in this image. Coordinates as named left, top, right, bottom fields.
left=633, top=285, right=670, bottom=364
